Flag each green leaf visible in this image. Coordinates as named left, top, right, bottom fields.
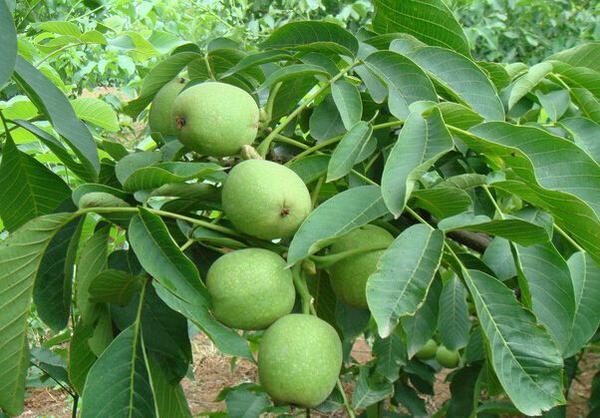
left=404, top=47, right=505, bottom=121
left=482, top=238, right=517, bottom=281
left=549, top=61, right=600, bottom=99
left=354, top=64, right=387, bottom=104
left=352, top=367, right=394, bottom=409
left=89, top=269, right=143, bottom=306
left=76, top=226, right=111, bottom=325
left=438, top=213, right=550, bottom=246
left=68, top=321, right=97, bottom=395
left=222, top=50, right=292, bottom=77
left=259, top=64, right=328, bottom=90
left=128, top=209, right=251, bottom=359
left=288, top=155, right=330, bottom=184
left=446, top=364, right=482, bottom=418
left=372, top=0, right=470, bottom=56
left=411, top=187, right=472, bottom=219
left=72, top=183, right=131, bottom=206
left=0, top=137, right=71, bottom=231
left=326, top=121, right=373, bottom=182
left=287, top=185, right=389, bottom=264
left=468, top=123, right=600, bottom=218
left=438, top=275, right=470, bottom=351
left=508, top=62, right=553, bottom=109
left=115, top=151, right=163, bottom=185
left=12, top=56, right=100, bottom=180
left=123, top=162, right=223, bottom=192
left=0, top=213, right=76, bottom=415
left=34, top=216, right=83, bottom=331
left=146, top=358, right=192, bottom=418
left=516, top=243, right=576, bottom=354
left=81, top=325, right=156, bottom=418
left=309, top=94, right=346, bottom=141
left=0, top=0, right=17, bottom=85
left=381, top=107, right=453, bottom=217
left=570, top=88, right=600, bottom=123
left=363, top=51, right=437, bottom=120
left=71, top=97, right=119, bottom=132
left=262, top=21, right=359, bottom=57
left=331, top=80, right=362, bottom=130
left=10, top=119, right=91, bottom=180
left=124, top=52, right=200, bottom=117
left=225, top=385, right=271, bottom=418
left=491, top=180, right=600, bottom=266
left=478, top=61, right=511, bottom=90
left=438, top=102, right=484, bottom=129
left=372, top=331, right=407, bottom=382
left=36, top=21, right=82, bottom=37
left=306, top=271, right=337, bottom=329
left=560, top=117, right=600, bottom=164
left=462, top=269, right=565, bottom=415
left=563, top=252, right=600, bottom=357
left=367, top=224, right=444, bottom=338
left=535, top=90, right=570, bottom=122
left=111, top=285, right=192, bottom=384
left=393, top=380, right=427, bottom=416
left=548, top=42, right=600, bottom=73
left=402, top=278, right=441, bottom=358
left=270, top=76, right=317, bottom=120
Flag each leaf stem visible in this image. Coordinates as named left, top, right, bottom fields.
left=273, top=133, right=310, bottom=150
left=285, top=119, right=404, bottom=165
left=257, top=62, right=359, bottom=157
left=71, top=395, right=79, bottom=418
left=336, top=379, right=355, bottom=418
left=310, top=242, right=390, bottom=268
left=179, top=238, right=195, bottom=252
left=77, top=206, right=241, bottom=237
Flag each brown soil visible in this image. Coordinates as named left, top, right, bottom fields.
left=17, top=335, right=598, bottom=417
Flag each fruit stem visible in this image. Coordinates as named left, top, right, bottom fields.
left=292, top=264, right=312, bottom=315
left=256, top=61, right=360, bottom=157
left=309, top=243, right=390, bottom=269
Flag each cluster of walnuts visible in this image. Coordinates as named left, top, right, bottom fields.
left=148, top=79, right=459, bottom=408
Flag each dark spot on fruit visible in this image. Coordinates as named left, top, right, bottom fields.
left=280, top=207, right=291, bottom=217
left=176, top=116, right=186, bottom=129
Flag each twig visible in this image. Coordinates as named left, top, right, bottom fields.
left=257, top=62, right=360, bottom=157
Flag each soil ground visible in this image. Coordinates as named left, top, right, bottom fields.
left=17, top=334, right=598, bottom=418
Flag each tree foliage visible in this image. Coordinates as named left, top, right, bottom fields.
left=1, top=0, right=599, bottom=417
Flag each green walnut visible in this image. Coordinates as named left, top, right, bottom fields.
left=171, top=82, right=259, bottom=156
left=259, top=314, right=342, bottom=407
left=222, top=160, right=311, bottom=240
left=206, top=248, right=295, bottom=330
left=435, top=345, right=460, bottom=368
left=148, top=77, right=186, bottom=140
left=328, top=225, right=394, bottom=309
left=415, top=339, right=438, bottom=360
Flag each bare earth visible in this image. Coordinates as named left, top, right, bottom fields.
left=18, top=334, right=598, bottom=417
